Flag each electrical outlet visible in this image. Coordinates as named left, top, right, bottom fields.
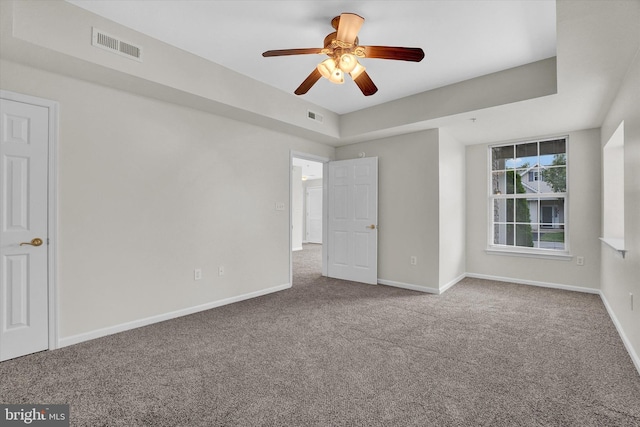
left=576, top=256, right=585, bottom=266
left=218, top=266, right=225, bottom=277
left=194, top=268, right=202, bottom=280
left=410, top=256, right=417, bottom=266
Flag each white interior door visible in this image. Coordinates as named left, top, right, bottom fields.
left=327, top=157, right=378, bottom=284
left=306, top=186, right=322, bottom=243
left=0, top=98, right=50, bottom=361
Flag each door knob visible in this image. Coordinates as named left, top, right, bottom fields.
left=366, top=224, right=376, bottom=230
left=20, top=238, right=43, bottom=247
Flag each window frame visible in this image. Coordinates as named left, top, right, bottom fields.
left=486, top=136, right=571, bottom=259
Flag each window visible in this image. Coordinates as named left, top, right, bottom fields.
left=489, top=137, right=567, bottom=253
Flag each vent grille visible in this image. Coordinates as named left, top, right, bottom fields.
left=92, top=28, right=143, bottom=62
left=307, top=110, right=323, bottom=123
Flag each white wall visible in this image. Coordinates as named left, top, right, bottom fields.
left=600, top=46, right=640, bottom=367
left=465, top=128, right=602, bottom=290
left=303, top=178, right=323, bottom=243
left=291, top=166, right=303, bottom=251
left=438, top=130, right=466, bottom=288
left=336, top=130, right=441, bottom=290
left=0, top=59, right=334, bottom=340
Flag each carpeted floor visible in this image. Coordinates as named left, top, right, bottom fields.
left=1, top=243, right=639, bottom=426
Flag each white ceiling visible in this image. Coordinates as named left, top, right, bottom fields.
left=67, top=0, right=557, bottom=115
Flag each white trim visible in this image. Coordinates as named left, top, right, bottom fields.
left=378, top=274, right=465, bottom=295
left=292, top=246, right=303, bottom=252
left=290, top=151, right=330, bottom=281
left=378, top=279, right=440, bottom=294
left=485, top=247, right=572, bottom=261
left=599, top=292, right=640, bottom=376
left=59, top=283, right=291, bottom=348
left=599, top=237, right=627, bottom=258
left=0, top=90, right=60, bottom=351
left=465, top=272, right=600, bottom=294
left=440, top=273, right=466, bottom=294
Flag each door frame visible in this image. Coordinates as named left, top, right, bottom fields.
left=1, top=90, right=59, bottom=351
left=289, top=151, right=329, bottom=285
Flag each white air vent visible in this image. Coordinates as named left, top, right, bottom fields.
left=307, top=110, right=323, bottom=123
left=92, top=28, right=143, bottom=62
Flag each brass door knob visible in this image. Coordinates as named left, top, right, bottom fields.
left=20, top=238, right=43, bottom=247
left=367, top=224, right=376, bottom=230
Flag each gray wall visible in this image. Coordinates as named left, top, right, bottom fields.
left=337, top=130, right=447, bottom=291
left=439, top=130, right=466, bottom=287
left=0, top=59, right=334, bottom=340
left=465, top=128, right=602, bottom=290
left=600, top=46, right=640, bottom=364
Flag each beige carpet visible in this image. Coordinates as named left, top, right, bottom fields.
left=1, top=243, right=639, bottom=426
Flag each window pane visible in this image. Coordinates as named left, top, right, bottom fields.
left=541, top=166, right=566, bottom=193
left=515, top=142, right=538, bottom=169
left=492, top=145, right=514, bottom=170
left=540, top=139, right=566, bottom=166
left=492, top=171, right=515, bottom=195
left=494, top=223, right=514, bottom=246
left=519, top=168, right=538, bottom=193
left=516, top=198, right=534, bottom=222
left=516, top=224, right=535, bottom=247
left=531, top=231, right=540, bottom=248
left=506, top=170, right=518, bottom=194
left=539, top=198, right=564, bottom=226
left=539, top=229, right=565, bottom=250
left=507, top=199, right=514, bottom=222
left=493, top=199, right=515, bottom=222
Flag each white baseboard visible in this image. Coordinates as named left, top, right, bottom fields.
left=378, top=279, right=439, bottom=294
left=378, top=274, right=465, bottom=295
left=599, top=292, right=640, bottom=376
left=464, top=273, right=600, bottom=294
left=440, top=274, right=466, bottom=294
left=292, top=246, right=303, bottom=251
left=58, top=283, right=291, bottom=348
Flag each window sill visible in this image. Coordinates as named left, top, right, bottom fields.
left=486, top=247, right=572, bottom=261
left=599, top=237, right=626, bottom=259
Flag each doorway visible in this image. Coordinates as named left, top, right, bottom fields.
left=291, top=154, right=326, bottom=282
left=0, top=91, right=58, bottom=361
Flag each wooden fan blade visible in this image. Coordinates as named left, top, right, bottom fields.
left=262, top=48, right=324, bottom=57
left=336, top=13, right=364, bottom=44
left=361, top=46, right=425, bottom=62
left=351, top=70, right=378, bottom=96
left=294, top=69, right=322, bottom=95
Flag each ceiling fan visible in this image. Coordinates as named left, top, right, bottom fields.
left=262, top=13, right=425, bottom=96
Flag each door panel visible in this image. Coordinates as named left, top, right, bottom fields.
left=327, top=157, right=378, bottom=284
left=0, top=99, right=49, bottom=361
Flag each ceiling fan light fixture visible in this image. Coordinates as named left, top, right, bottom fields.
left=329, top=68, right=345, bottom=84
left=317, top=58, right=336, bottom=79
left=263, top=12, right=424, bottom=96
left=338, top=53, right=358, bottom=73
